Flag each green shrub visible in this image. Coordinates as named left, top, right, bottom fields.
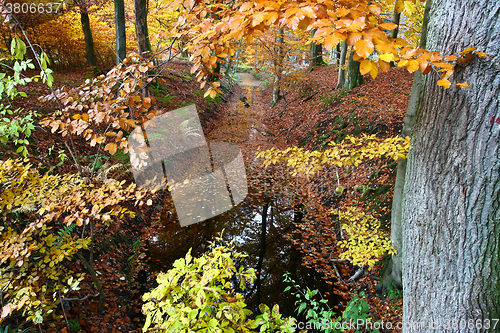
left=141, top=235, right=295, bottom=332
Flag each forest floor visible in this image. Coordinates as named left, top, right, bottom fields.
left=5, top=61, right=413, bottom=332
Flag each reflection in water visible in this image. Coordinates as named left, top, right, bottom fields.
left=147, top=165, right=338, bottom=317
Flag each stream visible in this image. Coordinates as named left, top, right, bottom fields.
left=145, top=73, right=338, bottom=317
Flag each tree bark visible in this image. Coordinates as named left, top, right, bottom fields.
left=114, top=0, right=126, bottom=64
left=336, top=41, right=347, bottom=89
left=309, top=29, right=324, bottom=68
left=134, top=0, right=151, bottom=56
left=272, top=28, right=284, bottom=107
left=402, top=0, right=500, bottom=330
left=390, top=6, right=401, bottom=39
left=342, top=50, right=363, bottom=92
left=79, top=5, right=98, bottom=68
left=378, top=0, right=432, bottom=293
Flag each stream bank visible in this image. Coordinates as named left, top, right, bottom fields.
left=145, top=73, right=340, bottom=317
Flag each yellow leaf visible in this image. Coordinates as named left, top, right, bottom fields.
left=459, top=46, right=477, bottom=55
left=359, top=59, right=372, bottom=75
left=354, top=39, right=374, bottom=58
left=406, top=60, right=419, bottom=73
left=379, top=53, right=394, bottom=62
left=370, top=64, right=379, bottom=79
left=437, top=79, right=451, bottom=89
left=456, top=82, right=469, bottom=88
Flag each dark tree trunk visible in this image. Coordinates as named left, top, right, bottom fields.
left=342, top=51, right=363, bottom=92
left=310, top=29, right=324, bottom=68
left=390, top=6, right=401, bottom=39
left=272, top=28, right=284, bottom=107
left=402, top=0, right=500, bottom=330
left=79, top=6, right=98, bottom=68
left=134, top=0, right=151, bottom=55
left=114, top=0, right=126, bottom=64
left=256, top=202, right=270, bottom=306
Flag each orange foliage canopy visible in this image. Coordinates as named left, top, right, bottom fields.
left=167, top=0, right=488, bottom=96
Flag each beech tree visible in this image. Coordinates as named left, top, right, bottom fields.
left=401, top=0, right=500, bottom=330
left=79, top=0, right=98, bottom=67
left=114, top=0, right=126, bottom=63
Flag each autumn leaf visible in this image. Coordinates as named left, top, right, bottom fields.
left=437, top=79, right=451, bottom=89
left=143, top=97, right=152, bottom=109
left=456, top=82, right=469, bottom=88
left=105, top=142, right=118, bottom=155
left=459, top=46, right=477, bottom=55
left=359, top=59, right=373, bottom=75
left=324, top=33, right=342, bottom=50
left=354, top=39, right=374, bottom=58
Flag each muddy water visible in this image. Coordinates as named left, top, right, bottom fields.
left=146, top=74, right=337, bottom=317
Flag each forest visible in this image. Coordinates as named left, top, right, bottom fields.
left=0, top=0, right=499, bottom=332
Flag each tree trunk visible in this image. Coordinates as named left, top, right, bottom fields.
left=134, top=0, right=151, bottom=55
left=309, top=29, right=324, bottom=68
left=114, top=0, right=126, bottom=64
left=378, top=0, right=432, bottom=293
left=342, top=51, right=363, bottom=92
left=402, top=0, right=500, bottom=330
left=272, top=28, right=284, bottom=107
left=79, top=5, right=98, bottom=68
left=336, top=41, right=347, bottom=89
left=256, top=202, right=270, bottom=306
left=390, top=6, right=401, bottom=39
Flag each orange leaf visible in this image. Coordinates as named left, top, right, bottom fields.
left=143, top=97, right=152, bottom=109
left=379, top=60, right=391, bottom=73
left=368, top=5, right=381, bottom=15
left=105, top=143, right=118, bottom=155
left=474, top=52, right=486, bottom=59
left=456, top=82, right=469, bottom=88
left=379, top=22, right=398, bottom=31
left=459, top=46, right=477, bottom=55
left=437, top=79, right=451, bottom=89
left=324, top=33, right=342, bottom=50
left=354, top=39, right=374, bottom=58
left=406, top=59, right=419, bottom=73
left=421, top=63, right=432, bottom=75
left=346, top=32, right=362, bottom=46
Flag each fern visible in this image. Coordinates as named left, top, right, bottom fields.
left=56, top=223, right=77, bottom=248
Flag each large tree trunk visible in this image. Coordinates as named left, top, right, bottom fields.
left=309, top=29, right=324, bottom=68
left=342, top=51, right=363, bottom=92
left=134, top=0, right=151, bottom=55
left=79, top=5, right=98, bottom=68
left=378, top=0, right=432, bottom=292
left=402, top=0, right=500, bottom=330
left=114, top=0, right=126, bottom=64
